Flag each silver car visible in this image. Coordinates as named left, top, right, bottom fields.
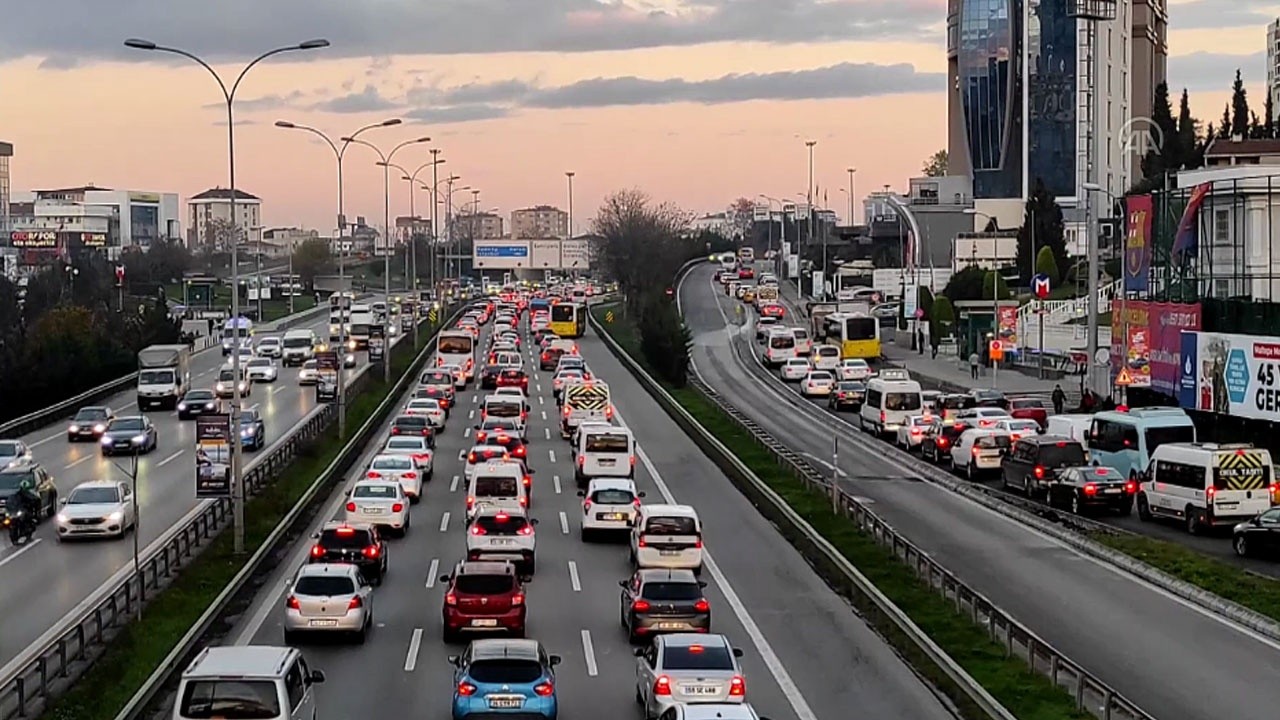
left=55, top=480, right=135, bottom=541
left=282, top=563, right=373, bottom=644
left=366, top=453, right=425, bottom=502
left=382, top=436, right=435, bottom=476
left=636, top=634, right=746, bottom=717
left=245, top=356, right=279, bottom=383
left=344, top=479, right=410, bottom=537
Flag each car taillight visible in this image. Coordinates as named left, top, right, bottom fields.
left=911, top=428, right=921, bottom=435
left=392, top=503, right=404, bottom=512
left=1125, top=481, right=1137, bottom=494
left=533, top=682, right=554, bottom=697
left=583, top=500, right=592, bottom=512
left=286, top=596, right=300, bottom=610
left=444, top=592, right=457, bottom=606
left=632, top=599, right=651, bottom=611
left=1083, top=482, right=1097, bottom=496
left=938, top=438, right=949, bottom=447
left=694, top=599, right=710, bottom=612
left=637, top=536, right=647, bottom=547
left=523, top=475, right=532, bottom=487
left=403, top=471, right=417, bottom=479
left=470, top=524, right=486, bottom=535
left=1034, top=465, right=1045, bottom=479
left=880, top=411, right=886, bottom=423
left=363, top=544, right=380, bottom=558
left=391, top=427, right=401, bottom=435
left=653, top=676, right=672, bottom=696
left=728, top=675, right=746, bottom=696
left=972, top=447, right=980, bottom=456
left=457, top=682, right=478, bottom=696
left=1207, top=486, right=1217, bottom=500
left=694, top=537, right=703, bottom=549
left=413, top=454, right=428, bottom=463
left=511, top=592, right=525, bottom=606
left=514, top=446, right=526, bottom=457
left=346, top=502, right=356, bottom=512
left=519, top=495, right=528, bottom=506
left=310, top=545, right=325, bottom=557
left=367, top=471, right=382, bottom=478
left=421, top=429, right=431, bottom=436
left=576, top=455, right=585, bottom=468
left=468, top=451, right=477, bottom=462
left=518, top=525, right=534, bottom=536
left=466, top=496, right=475, bottom=508
left=348, top=596, right=363, bottom=609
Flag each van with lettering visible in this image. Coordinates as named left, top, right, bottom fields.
left=1137, top=442, right=1275, bottom=534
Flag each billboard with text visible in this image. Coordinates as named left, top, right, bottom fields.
left=561, top=239, right=590, bottom=270
left=530, top=240, right=561, bottom=269
left=472, top=240, right=531, bottom=269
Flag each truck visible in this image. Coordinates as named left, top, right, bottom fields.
left=137, top=344, right=192, bottom=411
left=349, top=305, right=376, bottom=350
left=754, top=285, right=780, bottom=307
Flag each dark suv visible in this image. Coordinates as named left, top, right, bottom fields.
left=309, top=522, right=388, bottom=585
left=1000, top=435, right=1088, bottom=498
left=440, top=560, right=527, bottom=642
left=618, top=568, right=710, bottom=643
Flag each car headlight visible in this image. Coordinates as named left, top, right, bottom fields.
left=132, top=434, right=146, bottom=444
left=215, top=382, right=226, bottom=392
left=100, top=436, right=113, bottom=445
left=242, top=426, right=256, bottom=435
left=347, top=340, right=357, bottom=351
left=57, top=512, right=69, bottom=523
left=107, top=511, right=124, bottom=522
left=177, top=403, right=187, bottom=411
left=69, top=424, right=80, bottom=432
left=93, top=424, right=106, bottom=433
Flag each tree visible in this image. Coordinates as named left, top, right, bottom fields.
left=943, top=265, right=989, bottom=303
left=201, top=218, right=238, bottom=252
left=1177, top=89, right=1199, bottom=168
left=982, top=270, right=1012, bottom=300
left=1266, top=92, right=1276, bottom=139
left=917, top=286, right=935, bottom=321
left=1015, top=178, right=1067, bottom=286
left=728, top=197, right=756, bottom=241
left=637, top=292, right=694, bottom=387
left=1231, top=69, right=1250, bottom=138
left=291, top=238, right=335, bottom=290
left=1220, top=103, right=1232, bottom=139
left=930, top=295, right=955, bottom=345
left=922, top=149, right=949, bottom=177
left=591, top=189, right=694, bottom=319
left=1148, top=82, right=1179, bottom=173
left=1034, top=246, right=1059, bottom=286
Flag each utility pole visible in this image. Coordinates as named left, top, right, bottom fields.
left=566, top=171, right=575, bottom=280
left=430, top=148, right=442, bottom=299
left=805, top=140, right=817, bottom=298
left=846, top=167, right=857, bottom=226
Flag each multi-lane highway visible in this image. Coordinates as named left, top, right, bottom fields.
left=681, top=262, right=1280, bottom=720
left=0, top=302, right=401, bottom=673
left=225, top=312, right=956, bottom=720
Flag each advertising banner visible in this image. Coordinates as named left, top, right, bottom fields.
left=368, top=324, right=385, bottom=362
left=472, top=241, right=531, bottom=269
left=1125, top=324, right=1152, bottom=387
left=1111, top=301, right=1201, bottom=394
left=194, top=414, right=232, bottom=498
left=1124, top=194, right=1153, bottom=292
left=1177, top=331, right=1280, bottom=421
left=997, top=306, right=1018, bottom=351
left=8, top=230, right=59, bottom=249
left=315, top=350, right=338, bottom=403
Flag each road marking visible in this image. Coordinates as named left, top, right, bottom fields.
left=0, top=539, right=42, bottom=568
left=464, top=427, right=471, bottom=438
left=272, top=386, right=288, bottom=395
left=580, top=630, right=598, bottom=676
left=425, top=558, right=440, bottom=587
left=28, top=433, right=63, bottom=448
left=536, top=384, right=543, bottom=393
left=549, top=449, right=557, bottom=463
left=156, top=450, right=184, bottom=467
left=64, top=455, right=95, bottom=471
left=541, top=411, right=547, bottom=421
left=439, top=512, right=451, bottom=532
left=457, top=449, right=466, bottom=461
left=554, top=475, right=562, bottom=494
left=404, top=628, right=423, bottom=672
left=472, top=395, right=479, bottom=404
left=559, top=511, right=569, bottom=535
left=802, top=453, right=849, bottom=478
left=118, top=401, right=137, bottom=410
left=544, top=428, right=551, bottom=441
left=538, top=395, right=544, bottom=405
left=468, top=409, right=475, bottom=420
left=568, top=560, right=581, bottom=592
left=450, top=475, right=460, bottom=492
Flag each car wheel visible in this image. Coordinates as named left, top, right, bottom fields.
left=355, top=622, right=369, bottom=645
left=966, top=462, right=975, bottom=482
left=1234, top=534, right=1250, bottom=557
left=1185, top=506, right=1201, bottom=535
left=1137, top=494, right=1152, bottom=521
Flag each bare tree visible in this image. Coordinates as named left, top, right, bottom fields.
left=201, top=218, right=238, bottom=251
left=591, top=189, right=692, bottom=316
left=728, top=197, right=756, bottom=240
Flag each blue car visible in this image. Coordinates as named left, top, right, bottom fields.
left=450, top=638, right=560, bottom=720
left=238, top=408, right=266, bottom=451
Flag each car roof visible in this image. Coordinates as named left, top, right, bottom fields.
left=184, top=646, right=299, bottom=680
left=457, top=560, right=516, bottom=576
left=295, top=562, right=360, bottom=579
left=637, top=568, right=698, bottom=583
left=1024, top=433, right=1076, bottom=444
left=588, top=478, right=636, bottom=492
left=474, top=461, right=522, bottom=474
left=469, top=638, right=542, bottom=662
left=320, top=520, right=373, bottom=532
left=659, top=632, right=731, bottom=649
left=640, top=503, right=698, bottom=518
left=71, top=480, right=120, bottom=491
left=678, top=704, right=761, bottom=720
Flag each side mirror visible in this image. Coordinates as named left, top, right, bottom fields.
left=310, top=532, right=320, bottom=539
left=633, top=647, right=646, bottom=657
left=549, top=654, right=562, bottom=667
left=577, top=490, right=586, bottom=497
left=309, top=670, right=326, bottom=684
left=447, top=655, right=460, bottom=666
left=530, top=518, right=539, bottom=525
left=618, top=579, right=628, bottom=588
left=732, top=648, right=744, bottom=658
left=698, top=581, right=708, bottom=588
left=637, top=491, right=647, bottom=498
left=440, top=574, right=451, bottom=583
left=59, top=498, right=67, bottom=506
left=528, top=469, right=536, bottom=475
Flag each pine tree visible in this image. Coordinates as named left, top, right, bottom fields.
left=1150, top=82, right=1180, bottom=171
left=1251, top=111, right=1263, bottom=139
left=1177, top=89, right=1197, bottom=167
left=1266, top=91, right=1276, bottom=139
left=1220, top=104, right=1232, bottom=138
left=1231, top=69, right=1250, bottom=137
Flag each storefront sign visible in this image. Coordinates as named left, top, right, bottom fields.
left=1111, top=301, right=1201, bottom=395
left=997, top=306, right=1018, bottom=351
left=1178, top=331, right=1280, bottom=421
left=8, top=230, right=58, bottom=248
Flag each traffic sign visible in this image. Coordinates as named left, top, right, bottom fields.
left=989, top=340, right=1003, bottom=361
left=1115, top=367, right=1134, bottom=386
left=605, top=310, right=614, bottom=324
left=1031, top=274, right=1051, bottom=299
left=428, top=307, right=439, bottom=323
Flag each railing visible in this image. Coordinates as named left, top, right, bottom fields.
left=0, top=308, right=437, bottom=720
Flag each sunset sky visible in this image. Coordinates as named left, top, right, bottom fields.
left=0, top=0, right=1274, bottom=234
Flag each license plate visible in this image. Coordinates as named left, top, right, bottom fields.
left=488, top=538, right=514, bottom=545
left=488, top=698, right=522, bottom=709
left=1104, top=488, right=1121, bottom=494
left=364, top=507, right=384, bottom=514
left=656, top=622, right=684, bottom=629
left=597, top=513, right=626, bottom=521
left=682, top=685, right=718, bottom=696
left=308, top=619, right=338, bottom=627
left=659, top=549, right=682, bottom=556
left=471, top=619, right=499, bottom=627
left=599, top=459, right=616, bottom=465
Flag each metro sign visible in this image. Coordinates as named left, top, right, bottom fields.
left=1031, top=274, right=1051, bottom=299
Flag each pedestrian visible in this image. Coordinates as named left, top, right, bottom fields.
left=969, top=351, right=980, bottom=380
left=206, top=317, right=214, bottom=336
left=1051, top=384, right=1066, bottom=415
left=917, top=329, right=925, bottom=355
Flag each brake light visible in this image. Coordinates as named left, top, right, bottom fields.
left=911, top=428, right=922, bottom=435
left=514, top=446, right=526, bottom=458
left=403, top=471, right=417, bottom=480
left=523, top=475, right=532, bottom=487
left=1207, top=486, right=1217, bottom=500
left=367, top=471, right=382, bottom=479
left=653, top=676, right=672, bottom=696
left=1034, top=465, right=1045, bottom=479
left=348, top=596, right=363, bottom=609
left=336, top=526, right=355, bottom=535
left=362, top=544, right=380, bottom=558
left=444, top=592, right=457, bottom=606
left=637, top=536, right=647, bottom=547
left=576, top=455, right=585, bottom=468
left=694, top=599, right=710, bottom=612
left=519, top=495, right=528, bottom=507
left=583, top=500, right=592, bottom=512
left=1125, top=481, right=1137, bottom=494
left=392, top=503, right=404, bottom=512
left=466, top=496, right=475, bottom=508
left=728, top=675, right=746, bottom=696
left=470, top=524, right=486, bottom=535
left=533, top=682, right=554, bottom=697
left=457, top=682, right=478, bottom=696
left=880, top=411, right=886, bottom=423
left=391, top=427, right=401, bottom=435
left=346, top=502, right=356, bottom=512
left=310, top=545, right=325, bottom=557
left=1083, top=483, right=1097, bottom=496
left=694, top=537, right=703, bottom=549
left=632, top=599, right=652, bottom=611
left=286, top=596, right=300, bottom=610
left=938, top=438, right=949, bottom=448
left=972, top=447, right=980, bottom=456
left=468, top=451, right=477, bottom=463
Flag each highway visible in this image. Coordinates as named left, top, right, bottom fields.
left=226, top=313, right=956, bottom=720
left=681, top=262, right=1280, bottom=720
left=0, top=301, right=401, bottom=673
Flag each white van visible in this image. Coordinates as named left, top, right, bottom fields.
left=575, top=425, right=635, bottom=484
left=791, top=327, right=813, bottom=356
left=491, top=350, right=523, bottom=369
left=762, top=328, right=797, bottom=368
left=465, top=462, right=529, bottom=520
left=280, top=329, right=317, bottom=367
left=630, top=504, right=703, bottom=574
left=1046, top=414, right=1094, bottom=446
left=482, top=396, right=527, bottom=439
left=859, top=378, right=924, bottom=438
left=1138, top=442, right=1275, bottom=534
left=811, top=344, right=841, bottom=371
left=172, top=645, right=324, bottom=720
left=1088, top=407, right=1197, bottom=481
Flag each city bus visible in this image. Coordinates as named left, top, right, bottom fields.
left=822, top=312, right=880, bottom=361
left=549, top=302, right=588, bottom=339
left=737, top=246, right=755, bottom=264
left=1087, top=408, right=1197, bottom=481
left=436, top=330, right=476, bottom=382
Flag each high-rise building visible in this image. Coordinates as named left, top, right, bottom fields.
left=0, top=141, right=12, bottom=232
left=1269, top=18, right=1280, bottom=123
left=453, top=211, right=503, bottom=240
left=510, top=205, right=568, bottom=238
left=188, top=188, right=261, bottom=250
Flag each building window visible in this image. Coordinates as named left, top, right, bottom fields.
left=1214, top=209, right=1231, bottom=246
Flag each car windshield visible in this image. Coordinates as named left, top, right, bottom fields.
left=372, top=457, right=412, bottom=470
left=483, top=420, right=519, bottom=431
left=186, top=391, right=214, bottom=401
left=386, top=438, right=427, bottom=451
left=585, top=434, right=629, bottom=453
left=179, top=680, right=281, bottom=719
left=69, top=486, right=119, bottom=504
left=662, top=645, right=734, bottom=671
left=1039, top=442, right=1087, bottom=466
left=283, top=337, right=311, bottom=348
left=885, top=393, right=922, bottom=411
left=0, top=470, right=32, bottom=492
left=642, top=582, right=703, bottom=601
left=467, top=659, right=544, bottom=684
left=218, top=370, right=238, bottom=382
left=410, top=400, right=440, bottom=410
left=591, top=488, right=635, bottom=504
left=475, top=476, right=519, bottom=496
left=487, top=403, right=520, bottom=418
left=0, top=442, right=21, bottom=457
left=353, top=484, right=398, bottom=499
left=837, top=382, right=864, bottom=391
left=455, top=573, right=515, bottom=595
left=786, top=360, right=807, bottom=367
left=111, top=418, right=144, bottom=431
left=74, top=408, right=109, bottom=421
left=319, top=528, right=372, bottom=548
left=422, top=372, right=452, bottom=384
left=138, top=370, right=173, bottom=384
left=645, top=516, right=697, bottom=535
left=248, top=358, right=271, bottom=368
left=295, top=574, right=357, bottom=596
left=808, top=372, right=833, bottom=381
left=976, top=435, right=1012, bottom=449
left=396, top=417, right=427, bottom=428
left=474, top=514, right=530, bottom=534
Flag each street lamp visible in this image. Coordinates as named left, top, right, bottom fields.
left=1083, top=181, right=1118, bottom=396
left=389, top=156, right=446, bottom=347
left=64, top=264, right=79, bottom=303
left=757, top=194, right=787, bottom=279
left=846, top=167, right=858, bottom=226
left=565, top=172, right=576, bottom=280
left=804, top=140, right=817, bottom=297
left=126, top=36, right=328, bottom=556
left=275, top=118, right=401, bottom=438
left=107, top=450, right=143, bottom=620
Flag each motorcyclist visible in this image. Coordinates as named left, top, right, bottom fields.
left=13, top=477, right=41, bottom=529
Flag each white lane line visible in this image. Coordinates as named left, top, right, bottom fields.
left=457, top=449, right=466, bottom=461
left=450, top=475, right=460, bottom=492
left=544, top=428, right=551, bottom=441
left=541, top=411, right=547, bottom=421
left=118, top=401, right=137, bottom=410
left=28, top=433, right=64, bottom=448
left=472, top=395, right=479, bottom=404
left=615, top=406, right=819, bottom=720
left=404, top=628, right=423, bottom=672
left=464, top=427, right=471, bottom=438
left=468, top=409, right=475, bottom=420
left=553, top=475, right=562, bottom=495
left=156, top=450, right=184, bottom=467
left=549, top=449, right=557, bottom=463
left=536, top=384, right=543, bottom=393
left=272, top=386, right=288, bottom=395
left=64, top=455, right=95, bottom=471
left=425, top=558, right=440, bottom=587
left=559, top=511, right=569, bottom=535
left=568, top=560, right=581, bottom=592
left=0, top=539, right=43, bottom=568
left=439, top=512, right=451, bottom=532
left=538, top=396, right=544, bottom=405
left=580, top=630, right=598, bottom=677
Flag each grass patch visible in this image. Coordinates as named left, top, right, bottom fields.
left=592, top=302, right=1091, bottom=720
left=43, top=322, right=440, bottom=720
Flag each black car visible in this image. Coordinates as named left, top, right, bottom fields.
left=413, top=384, right=454, bottom=413
left=99, top=416, right=159, bottom=456
left=920, top=420, right=969, bottom=463
left=1047, top=466, right=1135, bottom=515
left=828, top=381, right=866, bottom=411
left=479, top=364, right=505, bottom=390
left=619, top=568, right=711, bottom=643
left=177, top=390, right=221, bottom=420
left=390, top=414, right=433, bottom=438
left=1233, top=507, right=1280, bottom=557
left=966, top=389, right=1008, bottom=410
left=68, top=406, right=115, bottom=441
left=0, top=462, right=59, bottom=520
left=1001, top=435, right=1088, bottom=498
left=310, top=522, right=387, bottom=585
left=239, top=408, right=266, bottom=451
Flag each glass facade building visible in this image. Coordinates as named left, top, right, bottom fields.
left=1026, top=0, right=1078, bottom=199
left=959, top=0, right=1022, bottom=199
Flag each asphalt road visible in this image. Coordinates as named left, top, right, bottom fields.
left=0, top=302, right=401, bottom=673
left=682, top=262, right=1280, bottom=720
left=227, top=315, right=956, bottom=720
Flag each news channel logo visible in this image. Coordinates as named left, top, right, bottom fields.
left=1119, top=116, right=1165, bottom=160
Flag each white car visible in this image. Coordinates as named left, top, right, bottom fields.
left=466, top=505, right=537, bottom=575
left=779, top=358, right=810, bottom=382
left=464, top=445, right=512, bottom=481
left=492, top=385, right=529, bottom=403
left=298, top=359, right=320, bottom=385
left=282, top=563, right=373, bottom=644
left=578, top=478, right=644, bottom=540
left=955, top=407, right=1012, bottom=430
left=366, top=453, right=424, bottom=502
left=0, top=440, right=32, bottom=470
left=894, top=414, right=939, bottom=450
left=245, top=357, right=278, bottom=383
left=993, top=418, right=1042, bottom=441
left=403, top=398, right=447, bottom=429
left=344, top=479, right=410, bottom=536
left=838, top=358, right=873, bottom=381
left=811, top=345, right=841, bottom=371
left=382, top=435, right=435, bottom=474
left=440, top=363, right=467, bottom=389
left=256, top=337, right=283, bottom=358
left=799, top=370, right=835, bottom=397
left=950, top=429, right=1012, bottom=480
left=55, top=480, right=135, bottom=541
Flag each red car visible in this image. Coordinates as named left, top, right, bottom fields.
left=738, top=267, right=755, bottom=280
left=440, top=560, right=527, bottom=642
left=759, top=303, right=785, bottom=319
left=497, top=368, right=529, bottom=392
left=1008, top=397, right=1049, bottom=430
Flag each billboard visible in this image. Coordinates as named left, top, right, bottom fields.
left=1124, top=194, right=1153, bottom=292
left=997, top=306, right=1018, bottom=351
left=561, top=239, right=590, bottom=270
left=530, top=240, right=561, bottom=269
left=1179, top=331, right=1280, bottom=422
left=472, top=240, right=530, bottom=269
left=1111, top=301, right=1201, bottom=395
left=195, top=414, right=232, bottom=498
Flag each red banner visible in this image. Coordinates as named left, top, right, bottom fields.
left=1124, top=194, right=1153, bottom=292
left=1111, top=300, right=1201, bottom=394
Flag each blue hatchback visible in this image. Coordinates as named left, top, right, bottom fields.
left=450, top=638, right=560, bottom=720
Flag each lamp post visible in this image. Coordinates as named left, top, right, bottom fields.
left=274, top=118, right=402, bottom=439
left=963, top=207, right=1003, bottom=387
left=346, top=135, right=432, bottom=382
left=437, top=177, right=467, bottom=280
left=846, top=167, right=858, bottom=226
left=107, top=450, right=142, bottom=619
left=64, top=264, right=79, bottom=304
left=393, top=156, right=446, bottom=345
left=126, top=37, right=328, bottom=555
left=566, top=171, right=576, bottom=278
left=757, top=194, right=786, bottom=280
left=804, top=140, right=817, bottom=298
left=1084, top=181, right=1121, bottom=399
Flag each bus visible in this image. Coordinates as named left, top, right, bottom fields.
left=1087, top=408, right=1197, bottom=481
left=436, top=330, right=476, bottom=381
left=822, top=312, right=880, bottom=361
left=329, top=292, right=354, bottom=316
left=737, top=247, right=755, bottom=264
left=549, top=302, right=588, bottom=339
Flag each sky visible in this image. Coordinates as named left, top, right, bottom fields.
left=0, top=0, right=1275, bottom=234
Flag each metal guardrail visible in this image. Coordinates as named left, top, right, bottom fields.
left=0, top=310, right=433, bottom=720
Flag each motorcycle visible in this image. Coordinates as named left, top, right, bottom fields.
left=4, top=509, right=36, bottom=545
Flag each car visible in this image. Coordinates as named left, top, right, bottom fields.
left=177, top=390, right=221, bottom=419
left=367, top=452, right=426, bottom=500
left=0, top=440, right=32, bottom=471
left=635, top=634, right=747, bottom=717
left=309, top=521, right=387, bottom=585
left=382, top=434, right=435, bottom=474
left=414, top=384, right=455, bottom=413
left=344, top=479, right=410, bottom=537
left=439, top=560, right=528, bottom=642
left=99, top=416, right=158, bottom=455
left=214, top=366, right=251, bottom=399
left=479, top=363, right=505, bottom=390
left=440, top=362, right=468, bottom=389
left=245, top=356, right=278, bottom=383
left=810, top=344, right=841, bottom=371
left=474, top=418, right=522, bottom=445
left=404, top=398, right=448, bottom=429
left=1001, top=434, right=1088, bottom=498
left=579, top=478, right=644, bottom=540
left=1008, top=397, right=1050, bottom=429
left=966, top=388, right=1008, bottom=409
left=992, top=417, right=1042, bottom=442
left=467, top=505, right=538, bottom=575
left=68, top=406, right=114, bottom=441
left=920, top=420, right=968, bottom=464
left=838, top=358, right=873, bottom=381
left=758, top=303, right=785, bottom=319
left=449, top=639, right=560, bottom=720
left=951, top=429, right=1011, bottom=480
left=256, top=336, right=283, bottom=358
left=483, top=432, right=530, bottom=466
left=754, top=316, right=779, bottom=340
left=619, top=568, right=711, bottom=643
left=54, top=480, right=135, bottom=541
left=827, top=381, right=865, bottom=412
left=779, top=358, right=810, bottom=382
left=954, top=407, right=1012, bottom=430
left=496, top=368, right=529, bottom=393
left=391, top=414, right=434, bottom=438
left=297, top=359, right=320, bottom=385
left=0, top=462, right=58, bottom=521
left=653, top=704, right=773, bottom=720
left=554, top=355, right=588, bottom=376
left=894, top=414, right=939, bottom=451
left=1048, top=465, right=1136, bottom=516
left=239, top=407, right=267, bottom=451
left=492, top=387, right=530, bottom=411
left=282, top=562, right=374, bottom=644
left=799, top=370, right=835, bottom=397
left=464, top=445, right=512, bottom=481
left=1233, top=507, right=1280, bottom=557
left=552, top=369, right=585, bottom=401
left=342, top=350, right=357, bottom=368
